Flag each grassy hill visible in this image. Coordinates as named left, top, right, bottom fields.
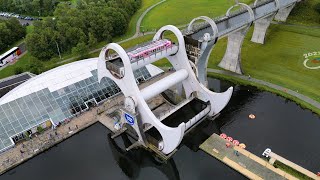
left=208, top=25, right=320, bottom=104
left=141, top=0, right=253, bottom=30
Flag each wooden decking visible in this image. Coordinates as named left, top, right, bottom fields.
left=200, top=134, right=299, bottom=180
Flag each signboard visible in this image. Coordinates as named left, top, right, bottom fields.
left=124, top=113, right=135, bottom=125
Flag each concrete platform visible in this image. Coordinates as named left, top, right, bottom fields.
left=200, top=134, right=298, bottom=180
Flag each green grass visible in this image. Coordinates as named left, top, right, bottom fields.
left=141, top=0, right=253, bottom=30
left=274, top=161, right=313, bottom=180
left=208, top=24, right=320, bottom=104
left=26, top=25, right=34, bottom=34
left=207, top=72, right=320, bottom=115
left=0, top=53, right=34, bottom=79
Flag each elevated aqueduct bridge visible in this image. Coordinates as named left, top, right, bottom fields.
left=184, top=0, right=299, bottom=84
left=97, top=0, right=300, bottom=156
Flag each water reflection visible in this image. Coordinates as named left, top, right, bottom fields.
left=108, top=134, right=180, bottom=180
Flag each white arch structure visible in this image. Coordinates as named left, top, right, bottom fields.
left=187, top=16, right=219, bottom=41
left=226, top=3, right=254, bottom=22
left=98, top=25, right=233, bottom=154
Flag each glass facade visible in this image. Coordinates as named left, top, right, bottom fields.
left=0, top=67, right=152, bottom=151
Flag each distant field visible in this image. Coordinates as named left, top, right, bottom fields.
left=208, top=24, right=320, bottom=103
left=141, top=0, right=253, bottom=30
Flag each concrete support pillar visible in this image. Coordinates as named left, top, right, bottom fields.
left=218, top=27, right=249, bottom=74
left=196, top=42, right=214, bottom=87
left=274, top=4, right=296, bottom=22
left=251, top=14, right=275, bottom=44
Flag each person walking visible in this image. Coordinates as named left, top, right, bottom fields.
left=234, top=150, right=239, bottom=156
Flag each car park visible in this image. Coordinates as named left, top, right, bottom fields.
left=0, top=12, right=39, bottom=21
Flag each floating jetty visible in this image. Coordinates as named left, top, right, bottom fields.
left=200, top=134, right=303, bottom=180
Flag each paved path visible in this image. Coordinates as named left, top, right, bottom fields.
left=207, top=68, right=320, bottom=110
left=57, top=0, right=166, bottom=65
left=135, top=0, right=166, bottom=37
left=0, top=107, right=99, bottom=175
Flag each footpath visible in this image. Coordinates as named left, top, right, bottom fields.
left=207, top=68, right=320, bottom=110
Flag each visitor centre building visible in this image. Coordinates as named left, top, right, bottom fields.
left=0, top=58, right=162, bottom=152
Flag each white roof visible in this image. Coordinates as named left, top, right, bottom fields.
left=0, top=58, right=98, bottom=105
left=0, top=57, right=164, bottom=105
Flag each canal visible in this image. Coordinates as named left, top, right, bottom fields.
left=1, top=78, right=319, bottom=180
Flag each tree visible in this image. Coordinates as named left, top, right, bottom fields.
left=88, top=32, right=97, bottom=47
left=14, top=67, right=24, bottom=74
left=315, top=3, right=320, bottom=14
left=0, top=0, right=57, bottom=16
left=26, top=0, right=141, bottom=60
left=72, top=42, right=88, bottom=59
left=27, top=60, right=44, bottom=75
left=0, top=18, right=26, bottom=52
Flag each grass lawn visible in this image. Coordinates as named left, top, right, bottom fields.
left=208, top=24, right=320, bottom=104
left=141, top=0, right=253, bottom=30
left=26, top=25, right=34, bottom=34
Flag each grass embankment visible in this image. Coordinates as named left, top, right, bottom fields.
left=141, top=0, right=253, bottom=30
left=208, top=24, right=320, bottom=105
left=273, top=161, right=313, bottom=180
left=207, top=72, right=320, bottom=115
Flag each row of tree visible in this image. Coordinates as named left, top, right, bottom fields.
left=0, top=18, right=26, bottom=52
left=0, top=0, right=58, bottom=16
left=26, top=0, right=141, bottom=60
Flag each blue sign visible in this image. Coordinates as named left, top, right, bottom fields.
left=124, top=113, right=135, bottom=125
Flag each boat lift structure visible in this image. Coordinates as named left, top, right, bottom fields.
left=97, top=25, right=233, bottom=156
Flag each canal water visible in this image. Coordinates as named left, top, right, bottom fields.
left=1, top=78, right=319, bottom=180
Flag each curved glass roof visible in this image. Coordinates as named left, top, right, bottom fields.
left=0, top=58, right=162, bottom=152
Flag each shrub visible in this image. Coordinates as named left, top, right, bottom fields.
left=14, top=67, right=24, bottom=75
left=37, top=126, right=44, bottom=133
left=315, top=3, right=320, bottom=14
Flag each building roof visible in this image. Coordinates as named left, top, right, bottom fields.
left=0, top=58, right=98, bottom=105
left=0, top=57, right=163, bottom=152
left=0, top=72, right=34, bottom=98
